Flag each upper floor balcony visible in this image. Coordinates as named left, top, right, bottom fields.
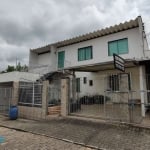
left=29, top=64, right=57, bottom=75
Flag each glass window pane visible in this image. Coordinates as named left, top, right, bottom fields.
left=118, top=39, right=128, bottom=54
left=78, top=49, right=85, bottom=61
left=85, top=47, right=92, bottom=60
left=58, top=51, right=65, bottom=68
left=108, top=41, right=118, bottom=56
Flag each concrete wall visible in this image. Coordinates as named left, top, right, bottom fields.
left=18, top=106, right=43, bottom=120
left=29, top=50, right=38, bottom=67
left=58, top=28, right=144, bottom=68
left=29, top=46, right=57, bottom=74
left=0, top=71, right=40, bottom=82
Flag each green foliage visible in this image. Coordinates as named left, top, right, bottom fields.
left=0, top=62, right=28, bottom=73
left=6, top=65, right=15, bottom=72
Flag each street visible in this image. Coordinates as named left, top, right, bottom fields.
left=0, top=127, right=92, bottom=150
left=0, top=116, right=150, bottom=150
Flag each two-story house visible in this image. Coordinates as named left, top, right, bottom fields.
left=29, top=16, right=150, bottom=119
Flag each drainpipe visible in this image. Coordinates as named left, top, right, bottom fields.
left=138, top=16, right=145, bottom=58
left=32, top=82, right=35, bottom=106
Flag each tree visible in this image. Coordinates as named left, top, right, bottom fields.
left=0, top=62, right=28, bottom=73
left=6, top=65, right=15, bottom=72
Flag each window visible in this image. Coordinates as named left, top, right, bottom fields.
left=58, top=51, right=65, bottom=68
left=89, top=80, right=93, bottom=86
left=109, top=75, right=119, bottom=91
left=83, top=77, right=87, bottom=84
left=78, top=46, right=92, bottom=61
left=108, top=73, right=131, bottom=91
left=108, top=38, right=128, bottom=56
left=18, top=82, right=42, bottom=107
left=76, top=78, right=80, bottom=92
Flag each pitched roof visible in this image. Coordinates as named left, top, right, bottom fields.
left=31, top=16, right=142, bottom=52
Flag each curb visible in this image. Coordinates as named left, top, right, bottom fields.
left=67, top=116, right=150, bottom=133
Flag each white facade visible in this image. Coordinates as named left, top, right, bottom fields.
left=28, top=16, right=150, bottom=117
left=58, top=28, right=148, bottom=68
left=29, top=46, right=57, bottom=74
left=28, top=20, right=148, bottom=100
left=29, top=17, right=149, bottom=74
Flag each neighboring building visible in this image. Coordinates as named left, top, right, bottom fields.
left=0, top=71, right=41, bottom=115
left=0, top=71, right=40, bottom=83
left=29, top=16, right=150, bottom=118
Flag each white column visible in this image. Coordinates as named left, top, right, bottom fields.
left=139, top=65, right=146, bottom=117
left=42, top=80, right=49, bottom=119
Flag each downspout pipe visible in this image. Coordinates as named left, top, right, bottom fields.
left=138, top=16, right=146, bottom=58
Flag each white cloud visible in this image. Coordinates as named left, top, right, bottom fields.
left=0, top=0, right=150, bottom=71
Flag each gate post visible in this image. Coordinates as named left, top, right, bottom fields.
left=61, top=78, right=70, bottom=117
left=42, top=80, right=49, bottom=119
left=139, top=65, right=146, bottom=117
left=12, top=82, right=19, bottom=105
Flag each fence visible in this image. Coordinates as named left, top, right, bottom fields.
left=0, top=87, right=12, bottom=115
left=18, top=82, right=43, bottom=107
left=68, top=73, right=150, bottom=124
left=18, top=80, right=61, bottom=119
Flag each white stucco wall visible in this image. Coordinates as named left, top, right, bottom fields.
left=0, top=71, right=40, bottom=82
left=75, top=66, right=140, bottom=99
left=38, top=53, right=51, bottom=65
left=29, top=46, right=57, bottom=74
left=29, top=51, right=38, bottom=67
left=58, top=28, right=144, bottom=69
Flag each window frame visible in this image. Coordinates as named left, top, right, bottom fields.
left=18, top=82, right=42, bottom=107
left=109, top=74, right=120, bottom=91
left=76, top=78, right=80, bottom=92
left=108, top=38, right=128, bottom=56
left=78, top=46, right=93, bottom=61
left=108, top=73, right=131, bottom=92
left=83, top=77, right=87, bottom=84
left=58, top=51, right=65, bottom=68
left=89, top=80, right=93, bottom=86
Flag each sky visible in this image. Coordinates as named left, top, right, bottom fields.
left=0, top=0, right=150, bottom=71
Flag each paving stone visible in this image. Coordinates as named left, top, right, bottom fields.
left=0, top=127, right=90, bottom=150
left=0, top=116, right=150, bottom=150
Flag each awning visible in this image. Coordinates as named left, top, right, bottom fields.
left=63, top=60, right=138, bottom=72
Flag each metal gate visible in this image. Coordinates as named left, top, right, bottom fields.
left=47, top=79, right=61, bottom=115
left=68, top=73, right=143, bottom=124
left=0, top=87, right=12, bottom=115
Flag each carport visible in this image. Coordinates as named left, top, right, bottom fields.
left=63, top=60, right=143, bottom=123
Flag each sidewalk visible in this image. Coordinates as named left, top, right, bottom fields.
left=0, top=116, right=150, bottom=150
